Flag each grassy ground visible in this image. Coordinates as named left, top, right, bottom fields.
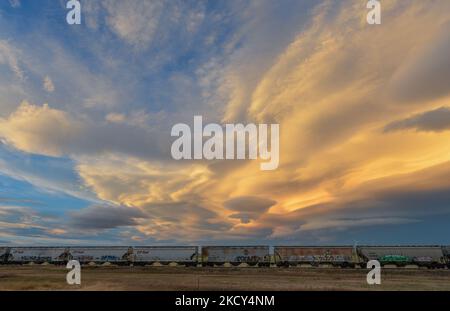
left=0, top=265, right=449, bottom=291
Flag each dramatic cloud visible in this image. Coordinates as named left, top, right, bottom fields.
left=225, top=196, right=276, bottom=224
left=0, top=204, right=69, bottom=242
left=388, top=20, right=450, bottom=103
left=102, top=0, right=164, bottom=48
left=384, top=107, right=450, bottom=132
left=43, top=75, right=55, bottom=93
left=0, top=40, right=24, bottom=81
left=0, top=101, right=168, bottom=159
left=85, top=0, right=207, bottom=50
left=1, top=0, right=450, bottom=243
left=69, top=205, right=146, bottom=230
left=136, top=202, right=232, bottom=241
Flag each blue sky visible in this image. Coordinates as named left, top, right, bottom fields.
left=1, top=0, right=450, bottom=245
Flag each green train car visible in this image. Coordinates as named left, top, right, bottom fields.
left=358, top=246, right=446, bottom=268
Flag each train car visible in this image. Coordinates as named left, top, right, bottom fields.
left=274, top=246, right=359, bottom=267
left=8, top=247, right=70, bottom=264
left=358, top=246, right=445, bottom=268
left=68, top=247, right=133, bottom=265
left=0, top=247, right=11, bottom=263
left=202, top=246, right=270, bottom=266
left=443, top=246, right=450, bottom=268
left=132, top=246, right=198, bottom=265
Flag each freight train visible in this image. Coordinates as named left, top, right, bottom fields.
left=1, top=245, right=449, bottom=268
left=274, top=246, right=447, bottom=268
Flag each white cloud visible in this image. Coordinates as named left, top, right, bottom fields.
left=105, top=113, right=125, bottom=123
left=0, top=101, right=168, bottom=159
left=102, top=0, right=165, bottom=48
left=8, top=0, right=20, bottom=8
left=84, top=0, right=208, bottom=51
left=43, top=75, right=55, bottom=93
left=0, top=40, right=25, bottom=81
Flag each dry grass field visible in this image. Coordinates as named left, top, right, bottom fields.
left=1, top=265, right=450, bottom=291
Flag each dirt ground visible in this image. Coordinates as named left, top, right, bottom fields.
left=0, top=265, right=449, bottom=291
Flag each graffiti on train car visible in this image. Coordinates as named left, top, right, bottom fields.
left=235, top=256, right=264, bottom=262
left=235, top=248, right=269, bottom=262
left=202, top=246, right=270, bottom=263
left=285, top=254, right=350, bottom=263
left=68, top=247, right=132, bottom=262
left=9, top=248, right=66, bottom=262
left=275, top=247, right=355, bottom=264
left=136, top=250, right=150, bottom=254
left=358, top=246, right=446, bottom=267
left=379, top=255, right=409, bottom=263
left=413, top=256, right=433, bottom=263
left=132, top=247, right=198, bottom=263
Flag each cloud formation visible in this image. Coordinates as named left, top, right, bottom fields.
left=69, top=205, right=146, bottom=230
left=1, top=0, right=450, bottom=243
left=43, top=76, right=54, bottom=93
left=0, top=40, right=24, bottom=81
left=384, top=107, right=450, bottom=132
left=0, top=101, right=168, bottom=159
left=225, top=196, right=276, bottom=224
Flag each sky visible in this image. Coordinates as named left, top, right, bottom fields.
left=0, top=0, right=450, bottom=246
